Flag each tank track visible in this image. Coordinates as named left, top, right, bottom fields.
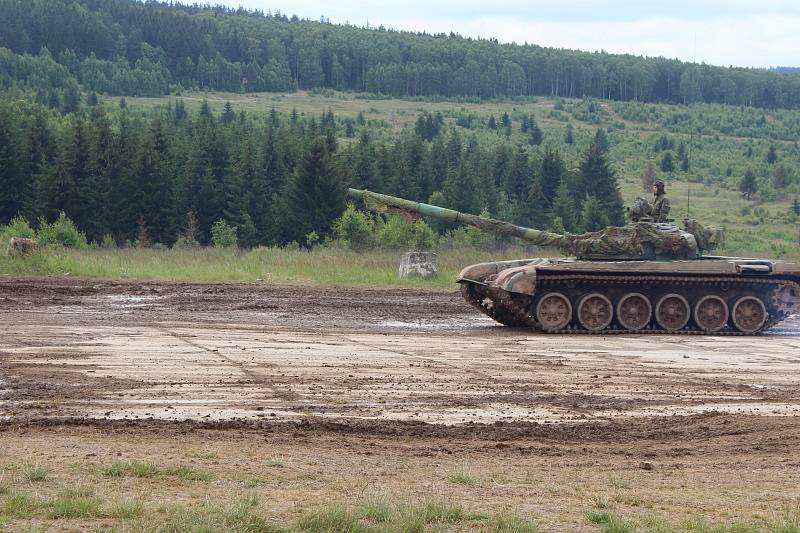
left=461, top=274, right=799, bottom=335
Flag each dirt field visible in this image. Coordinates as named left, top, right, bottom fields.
left=1, top=277, right=800, bottom=531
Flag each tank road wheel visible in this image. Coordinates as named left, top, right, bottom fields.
left=655, top=294, right=690, bottom=331
left=731, top=296, right=768, bottom=333
left=535, top=292, right=572, bottom=331
left=577, top=293, right=613, bottom=332
left=694, top=295, right=729, bottom=333
left=616, top=293, right=652, bottom=331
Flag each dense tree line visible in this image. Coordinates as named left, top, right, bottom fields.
left=0, top=0, right=799, bottom=107
left=0, top=95, right=624, bottom=246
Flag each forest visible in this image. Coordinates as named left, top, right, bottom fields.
left=0, top=92, right=627, bottom=248
left=1, top=0, right=800, bottom=107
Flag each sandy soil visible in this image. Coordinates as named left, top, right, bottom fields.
left=1, top=277, right=799, bottom=529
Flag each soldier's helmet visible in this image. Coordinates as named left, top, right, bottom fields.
left=653, top=179, right=665, bottom=193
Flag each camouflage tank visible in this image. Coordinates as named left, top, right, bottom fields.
left=348, top=188, right=800, bottom=335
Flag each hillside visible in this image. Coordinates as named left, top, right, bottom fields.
left=1, top=0, right=800, bottom=107
left=0, top=0, right=798, bottom=261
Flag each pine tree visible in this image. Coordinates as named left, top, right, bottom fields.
left=221, top=101, right=235, bottom=125
left=765, top=145, right=778, bottom=165
left=528, top=118, right=543, bottom=146
left=134, top=117, right=175, bottom=244
left=61, top=114, right=101, bottom=240
left=442, top=160, right=481, bottom=214
left=771, top=165, right=788, bottom=190
left=110, top=108, right=137, bottom=239
left=539, top=148, right=564, bottom=207
left=660, top=151, right=674, bottom=172
left=593, top=128, right=609, bottom=152
left=740, top=167, right=757, bottom=199
left=552, top=180, right=578, bottom=233
left=487, top=115, right=497, bottom=130
left=285, top=137, right=345, bottom=244
left=505, top=147, right=531, bottom=202
left=0, top=105, right=22, bottom=223
left=224, top=139, right=256, bottom=228
left=791, top=197, right=800, bottom=216
left=579, top=195, right=609, bottom=232
left=184, top=123, right=224, bottom=243
left=22, top=111, right=55, bottom=220
left=564, top=123, right=574, bottom=145
left=87, top=106, right=115, bottom=239
left=577, top=144, right=624, bottom=225
left=680, top=153, right=690, bottom=172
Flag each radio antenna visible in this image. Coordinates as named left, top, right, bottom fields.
left=686, top=33, right=697, bottom=218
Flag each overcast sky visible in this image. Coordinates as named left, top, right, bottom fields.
left=218, top=0, right=798, bottom=68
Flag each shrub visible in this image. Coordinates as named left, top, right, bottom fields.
left=375, top=215, right=415, bottom=249
left=1, top=216, right=36, bottom=243
left=211, top=219, right=238, bottom=248
left=37, top=212, right=87, bottom=248
left=100, top=234, right=117, bottom=248
left=412, top=220, right=436, bottom=250
left=333, top=205, right=375, bottom=250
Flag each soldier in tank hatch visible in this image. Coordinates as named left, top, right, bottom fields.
left=650, top=179, right=670, bottom=222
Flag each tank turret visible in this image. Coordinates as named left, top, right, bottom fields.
left=347, top=188, right=722, bottom=261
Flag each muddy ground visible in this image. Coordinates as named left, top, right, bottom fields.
left=1, top=277, right=799, bottom=530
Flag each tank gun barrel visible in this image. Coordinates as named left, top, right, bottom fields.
left=347, top=188, right=572, bottom=250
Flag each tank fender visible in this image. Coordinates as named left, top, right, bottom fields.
left=458, top=259, right=540, bottom=284
left=494, top=263, right=542, bottom=295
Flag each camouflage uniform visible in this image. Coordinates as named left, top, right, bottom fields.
left=650, top=193, right=670, bottom=222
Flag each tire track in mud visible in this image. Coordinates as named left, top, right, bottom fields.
left=153, top=326, right=300, bottom=401
left=335, top=334, right=504, bottom=383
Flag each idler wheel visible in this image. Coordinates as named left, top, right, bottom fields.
left=535, top=292, right=572, bottom=331
left=731, top=296, right=768, bottom=333
left=694, top=295, right=729, bottom=333
left=577, top=293, right=613, bottom=332
left=616, top=293, right=651, bottom=331
left=655, top=293, right=690, bottom=331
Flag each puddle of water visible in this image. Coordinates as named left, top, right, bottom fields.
left=379, top=317, right=494, bottom=330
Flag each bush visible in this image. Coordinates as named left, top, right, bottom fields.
left=211, top=219, right=238, bottom=248
left=375, top=215, right=415, bottom=249
left=1, top=216, right=36, bottom=246
left=100, top=234, right=117, bottom=249
left=333, top=205, right=375, bottom=250
left=37, top=212, right=88, bottom=248
left=412, top=220, right=436, bottom=250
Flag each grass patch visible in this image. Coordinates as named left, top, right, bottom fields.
left=485, top=513, right=539, bottom=533
left=415, top=501, right=466, bottom=524
left=106, top=496, right=145, bottom=519
left=446, top=468, right=479, bottom=486
left=0, top=245, right=549, bottom=288
left=298, top=505, right=366, bottom=532
left=23, top=464, right=48, bottom=482
left=360, top=499, right=395, bottom=523
left=102, top=461, right=159, bottom=478
left=101, top=461, right=211, bottom=481
left=47, top=495, right=101, bottom=518
left=1, top=493, right=40, bottom=518
left=587, top=511, right=635, bottom=533
left=152, top=495, right=281, bottom=533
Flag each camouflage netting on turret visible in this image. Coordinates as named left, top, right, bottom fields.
left=566, top=223, right=697, bottom=260
left=683, top=219, right=724, bottom=252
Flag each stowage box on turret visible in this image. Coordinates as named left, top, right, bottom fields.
left=348, top=188, right=800, bottom=335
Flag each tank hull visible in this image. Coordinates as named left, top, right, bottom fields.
left=458, top=258, right=800, bottom=334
